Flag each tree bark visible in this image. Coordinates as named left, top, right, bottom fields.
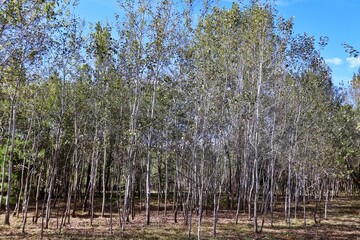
left=4, top=96, right=17, bottom=225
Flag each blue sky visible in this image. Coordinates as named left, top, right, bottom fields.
left=276, top=0, right=360, bottom=87
left=76, top=0, right=359, bottom=87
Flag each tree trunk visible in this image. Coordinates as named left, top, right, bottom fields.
left=101, top=123, right=108, bottom=217
left=324, top=179, right=329, bottom=220
left=109, top=177, right=113, bottom=234
left=33, top=164, right=43, bottom=224
left=164, top=154, right=168, bottom=216
left=21, top=167, right=34, bottom=233
left=89, top=123, right=100, bottom=225
left=213, top=155, right=219, bottom=237
left=0, top=105, right=12, bottom=211
left=5, top=99, right=17, bottom=225
left=146, top=77, right=158, bottom=225
left=14, top=114, right=33, bottom=217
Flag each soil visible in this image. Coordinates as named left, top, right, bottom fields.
left=0, top=196, right=359, bottom=239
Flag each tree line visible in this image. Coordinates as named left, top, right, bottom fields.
left=1, top=0, right=360, bottom=238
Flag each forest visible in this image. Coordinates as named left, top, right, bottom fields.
left=0, top=0, right=360, bottom=239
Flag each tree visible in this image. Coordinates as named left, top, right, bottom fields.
left=0, top=0, right=61, bottom=224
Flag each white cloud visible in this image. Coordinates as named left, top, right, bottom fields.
left=325, top=58, right=343, bottom=65
left=347, top=57, right=360, bottom=68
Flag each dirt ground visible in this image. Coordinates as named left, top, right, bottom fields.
left=0, top=196, right=359, bottom=239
